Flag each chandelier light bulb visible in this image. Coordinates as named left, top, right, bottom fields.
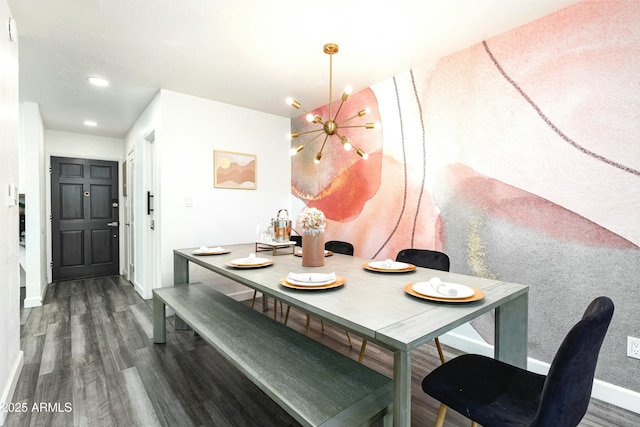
left=340, top=136, right=352, bottom=151
left=306, top=113, right=315, bottom=122
left=290, top=144, right=305, bottom=156
left=314, top=152, right=323, bottom=164
left=356, top=148, right=369, bottom=160
left=286, top=97, right=301, bottom=109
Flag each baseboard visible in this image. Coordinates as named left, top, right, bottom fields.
left=440, top=330, right=640, bottom=415
left=133, top=280, right=148, bottom=300
left=0, top=351, right=24, bottom=426
left=23, top=296, right=42, bottom=308
left=23, top=280, right=48, bottom=308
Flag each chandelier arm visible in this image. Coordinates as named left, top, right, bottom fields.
left=332, top=97, right=347, bottom=123
left=318, top=134, right=329, bottom=152
left=295, top=128, right=326, bottom=137
left=339, top=113, right=363, bottom=125
left=302, top=132, right=327, bottom=147
left=337, top=124, right=370, bottom=129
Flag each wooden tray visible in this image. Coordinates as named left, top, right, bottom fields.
left=404, top=283, right=485, bottom=303
left=279, top=276, right=345, bottom=290
left=363, top=263, right=416, bottom=273
left=225, top=260, right=274, bottom=269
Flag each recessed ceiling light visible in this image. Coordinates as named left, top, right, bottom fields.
left=83, top=120, right=98, bottom=127
left=87, top=77, right=109, bottom=87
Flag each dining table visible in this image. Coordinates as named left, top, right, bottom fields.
left=172, top=243, right=529, bottom=427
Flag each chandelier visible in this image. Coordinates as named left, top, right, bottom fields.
left=287, top=43, right=379, bottom=164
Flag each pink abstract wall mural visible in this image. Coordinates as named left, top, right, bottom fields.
left=290, top=0, right=640, bottom=394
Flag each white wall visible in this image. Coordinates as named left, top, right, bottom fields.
left=128, top=90, right=291, bottom=299
left=20, top=103, right=47, bottom=308
left=46, top=130, right=123, bottom=160
left=0, top=1, right=24, bottom=424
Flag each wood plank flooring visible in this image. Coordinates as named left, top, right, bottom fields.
left=7, top=276, right=640, bottom=426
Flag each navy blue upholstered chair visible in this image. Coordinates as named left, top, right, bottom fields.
left=421, top=296, right=614, bottom=427
left=358, top=248, right=451, bottom=363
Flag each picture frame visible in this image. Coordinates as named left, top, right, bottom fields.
left=214, top=150, right=257, bottom=189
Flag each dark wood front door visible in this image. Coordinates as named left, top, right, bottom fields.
left=51, top=157, right=119, bottom=281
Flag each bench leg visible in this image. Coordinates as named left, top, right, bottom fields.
left=153, top=296, right=166, bottom=344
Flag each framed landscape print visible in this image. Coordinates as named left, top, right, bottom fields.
left=214, top=150, right=257, bottom=189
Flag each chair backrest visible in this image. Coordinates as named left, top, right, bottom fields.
left=396, top=249, right=450, bottom=272
left=531, top=296, right=614, bottom=427
left=325, top=240, right=354, bottom=256
left=290, top=235, right=302, bottom=247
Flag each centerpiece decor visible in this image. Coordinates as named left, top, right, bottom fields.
left=297, top=207, right=326, bottom=267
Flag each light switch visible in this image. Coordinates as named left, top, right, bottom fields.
left=7, top=183, right=18, bottom=207
left=185, top=197, right=193, bottom=207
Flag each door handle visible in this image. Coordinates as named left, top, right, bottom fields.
left=107, top=222, right=119, bottom=227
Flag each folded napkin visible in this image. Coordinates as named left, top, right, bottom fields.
left=382, top=259, right=394, bottom=268
left=287, top=272, right=336, bottom=283
left=198, top=246, right=224, bottom=252
left=243, top=252, right=257, bottom=264
left=429, top=277, right=458, bottom=297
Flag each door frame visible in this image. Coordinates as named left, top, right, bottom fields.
left=142, top=129, right=160, bottom=299
left=46, top=153, right=124, bottom=284
left=124, top=148, right=135, bottom=282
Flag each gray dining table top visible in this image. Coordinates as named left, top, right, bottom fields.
left=174, top=244, right=528, bottom=353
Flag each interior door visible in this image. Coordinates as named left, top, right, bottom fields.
left=51, top=156, right=119, bottom=281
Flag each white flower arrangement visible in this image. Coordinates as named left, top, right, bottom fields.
left=296, top=207, right=326, bottom=236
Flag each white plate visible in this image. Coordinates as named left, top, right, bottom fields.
left=286, top=278, right=335, bottom=287
left=230, top=257, right=270, bottom=266
left=286, top=273, right=336, bottom=287
left=412, top=281, right=475, bottom=299
left=368, top=261, right=409, bottom=270
left=193, top=248, right=227, bottom=255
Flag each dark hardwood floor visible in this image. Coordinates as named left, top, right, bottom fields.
left=8, top=276, right=639, bottom=426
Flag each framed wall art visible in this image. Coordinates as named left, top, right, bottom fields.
left=213, top=150, right=257, bottom=189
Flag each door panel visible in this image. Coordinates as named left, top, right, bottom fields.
left=52, top=157, right=119, bottom=281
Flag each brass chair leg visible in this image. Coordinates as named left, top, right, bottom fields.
left=273, top=299, right=278, bottom=320
left=435, top=337, right=446, bottom=364
left=434, top=403, right=447, bottom=427
left=284, top=305, right=291, bottom=325
left=358, top=339, right=368, bottom=363
left=471, top=422, right=478, bottom=427
left=305, top=314, right=311, bottom=336
left=345, top=331, right=352, bottom=347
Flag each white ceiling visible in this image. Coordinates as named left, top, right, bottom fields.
left=8, top=0, right=579, bottom=138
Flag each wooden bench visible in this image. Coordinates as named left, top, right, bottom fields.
left=153, top=282, right=393, bottom=427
